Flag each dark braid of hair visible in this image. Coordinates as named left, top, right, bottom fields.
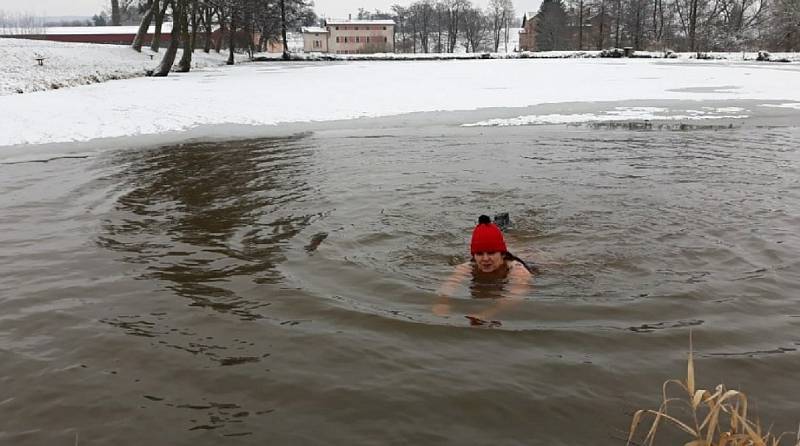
left=504, top=252, right=538, bottom=274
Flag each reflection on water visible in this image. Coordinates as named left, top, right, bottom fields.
left=1, top=122, right=800, bottom=446
left=97, top=134, right=321, bottom=320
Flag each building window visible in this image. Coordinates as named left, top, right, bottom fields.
left=355, top=36, right=359, bottom=43
left=383, top=26, right=387, bottom=30
left=366, top=37, right=370, bottom=43
left=336, top=36, right=340, bottom=42
left=384, top=37, right=388, bottom=42
left=344, top=37, right=348, bottom=43
left=355, top=26, right=359, bottom=30
left=314, top=33, right=319, bottom=36
left=335, top=26, right=339, bottom=30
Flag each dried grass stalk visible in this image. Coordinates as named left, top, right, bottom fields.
left=626, top=335, right=800, bottom=446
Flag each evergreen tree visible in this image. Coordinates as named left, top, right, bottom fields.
left=535, top=0, right=569, bottom=50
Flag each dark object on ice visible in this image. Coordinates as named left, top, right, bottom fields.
left=599, top=48, right=624, bottom=58
left=757, top=51, right=790, bottom=63
left=493, top=213, right=511, bottom=231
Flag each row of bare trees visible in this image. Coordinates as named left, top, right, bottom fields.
left=0, top=10, right=46, bottom=34
left=365, top=0, right=516, bottom=53
left=533, top=0, right=799, bottom=52
left=127, top=0, right=315, bottom=76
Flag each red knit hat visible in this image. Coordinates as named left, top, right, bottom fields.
left=470, top=215, right=507, bottom=255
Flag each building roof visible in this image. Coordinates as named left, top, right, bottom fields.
left=521, top=12, right=538, bottom=28
left=41, top=24, right=174, bottom=35
left=325, top=19, right=395, bottom=26
left=301, top=26, right=328, bottom=33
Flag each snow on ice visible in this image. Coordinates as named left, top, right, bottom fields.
left=2, top=37, right=800, bottom=162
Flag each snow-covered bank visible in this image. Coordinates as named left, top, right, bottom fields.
left=0, top=38, right=247, bottom=95
left=2, top=56, right=800, bottom=159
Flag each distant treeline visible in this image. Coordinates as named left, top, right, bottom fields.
left=528, top=0, right=798, bottom=52
left=361, top=0, right=797, bottom=53
left=3, top=0, right=797, bottom=52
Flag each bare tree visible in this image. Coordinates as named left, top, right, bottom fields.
left=151, top=0, right=170, bottom=51
left=445, top=0, right=471, bottom=52
left=112, top=0, right=122, bottom=25
left=594, top=0, right=609, bottom=48
left=392, top=5, right=410, bottom=52
left=132, top=0, right=156, bottom=51
left=462, top=5, right=488, bottom=51
left=177, top=0, right=194, bottom=71
left=153, top=0, right=182, bottom=76
left=488, top=0, right=514, bottom=51
left=769, top=0, right=800, bottom=50
left=410, top=0, right=434, bottom=53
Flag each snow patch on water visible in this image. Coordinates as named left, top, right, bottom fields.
left=462, top=106, right=749, bottom=127
left=759, top=102, right=800, bottom=110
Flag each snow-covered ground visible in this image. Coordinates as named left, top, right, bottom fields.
left=2, top=38, right=800, bottom=163
left=0, top=38, right=247, bottom=94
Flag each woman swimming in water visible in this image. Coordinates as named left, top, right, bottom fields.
left=433, top=215, right=534, bottom=326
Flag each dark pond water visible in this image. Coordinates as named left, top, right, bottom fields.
left=1, top=121, right=799, bottom=445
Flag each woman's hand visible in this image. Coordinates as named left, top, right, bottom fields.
left=432, top=303, right=450, bottom=317
left=465, top=315, right=502, bottom=327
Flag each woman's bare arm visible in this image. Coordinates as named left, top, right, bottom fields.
left=432, top=263, right=471, bottom=316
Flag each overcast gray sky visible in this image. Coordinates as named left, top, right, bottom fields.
left=0, top=0, right=540, bottom=19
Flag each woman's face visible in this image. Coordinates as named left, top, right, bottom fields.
left=473, top=251, right=504, bottom=273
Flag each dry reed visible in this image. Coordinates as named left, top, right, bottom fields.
left=627, top=334, right=800, bottom=446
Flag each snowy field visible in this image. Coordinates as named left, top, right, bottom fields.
left=2, top=38, right=800, bottom=163
left=0, top=38, right=247, bottom=94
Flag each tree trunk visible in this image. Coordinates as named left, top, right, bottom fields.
left=203, top=6, right=213, bottom=53
left=151, top=0, right=168, bottom=52
left=578, top=0, right=584, bottom=50
left=686, top=0, right=700, bottom=51
left=215, top=8, right=225, bottom=53
left=190, top=0, right=198, bottom=53
left=227, top=10, right=236, bottom=65
left=280, top=0, right=290, bottom=60
left=132, top=0, right=155, bottom=51
left=177, top=0, right=192, bottom=72
left=597, top=0, right=606, bottom=49
left=614, top=0, right=622, bottom=47
left=153, top=1, right=181, bottom=76
left=111, top=0, right=122, bottom=25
